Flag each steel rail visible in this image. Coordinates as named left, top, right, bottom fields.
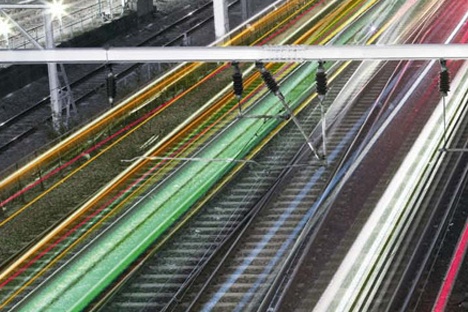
left=365, top=61, right=468, bottom=311
left=184, top=0, right=444, bottom=309
left=0, top=0, right=240, bottom=136
left=0, top=0, right=330, bottom=251
left=0, top=69, right=243, bottom=308
left=184, top=1, right=388, bottom=308
left=12, top=2, right=352, bottom=310
left=183, top=60, right=349, bottom=312
left=10, top=58, right=304, bottom=312
left=90, top=62, right=298, bottom=312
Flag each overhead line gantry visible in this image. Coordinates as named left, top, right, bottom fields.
left=0, top=44, right=467, bottom=63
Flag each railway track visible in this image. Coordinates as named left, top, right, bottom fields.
left=270, top=2, right=468, bottom=309
left=74, top=2, right=399, bottom=310
left=1, top=58, right=323, bottom=311
left=348, top=5, right=468, bottom=309
left=343, top=62, right=468, bottom=312
left=3, top=0, right=348, bottom=304
left=91, top=42, right=392, bottom=312
left=0, top=0, right=306, bottom=279
left=0, top=0, right=218, bottom=155
left=91, top=61, right=348, bottom=312
left=3, top=0, right=384, bottom=310
left=133, top=3, right=416, bottom=310
left=0, top=0, right=224, bottom=269
left=272, top=60, right=419, bottom=312
left=0, top=0, right=333, bottom=276
left=93, top=92, right=310, bottom=311
left=98, top=2, right=420, bottom=311
left=1, top=0, right=124, bottom=49
left=0, top=0, right=339, bottom=268
left=382, top=81, right=468, bottom=311
left=180, top=59, right=390, bottom=311
left=3, top=0, right=372, bottom=308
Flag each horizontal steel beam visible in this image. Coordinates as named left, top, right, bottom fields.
left=0, top=4, right=49, bottom=10
left=0, top=44, right=468, bottom=64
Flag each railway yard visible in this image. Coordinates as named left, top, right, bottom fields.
left=1, top=0, right=468, bottom=311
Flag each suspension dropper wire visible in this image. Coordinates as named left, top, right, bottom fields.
left=319, top=94, right=328, bottom=159
left=276, top=92, right=321, bottom=160
left=442, top=95, right=447, bottom=150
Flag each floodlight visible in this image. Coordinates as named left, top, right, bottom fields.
left=0, top=18, right=10, bottom=38
left=48, top=0, right=66, bottom=22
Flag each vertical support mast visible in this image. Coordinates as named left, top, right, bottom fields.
left=241, top=0, right=250, bottom=21
left=107, top=0, right=113, bottom=19
left=213, top=0, right=229, bottom=41
left=44, top=9, right=62, bottom=132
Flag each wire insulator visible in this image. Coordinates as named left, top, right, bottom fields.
left=256, top=61, right=280, bottom=94
left=255, top=61, right=265, bottom=70
left=106, top=66, right=116, bottom=105
left=316, top=72, right=328, bottom=96
left=231, top=62, right=244, bottom=98
left=440, top=70, right=450, bottom=96
left=316, top=62, right=328, bottom=96
left=261, top=71, right=280, bottom=94
left=232, top=72, right=243, bottom=98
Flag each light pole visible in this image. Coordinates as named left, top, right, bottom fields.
left=0, top=17, right=10, bottom=48
left=44, top=9, right=62, bottom=131
left=98, top=0, right=102, bottom=17
left=241, top=0, right=250, bottom=21
left=0, top=1, right=75, bottom=132
left=213, top=0, right=229, bottom=41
